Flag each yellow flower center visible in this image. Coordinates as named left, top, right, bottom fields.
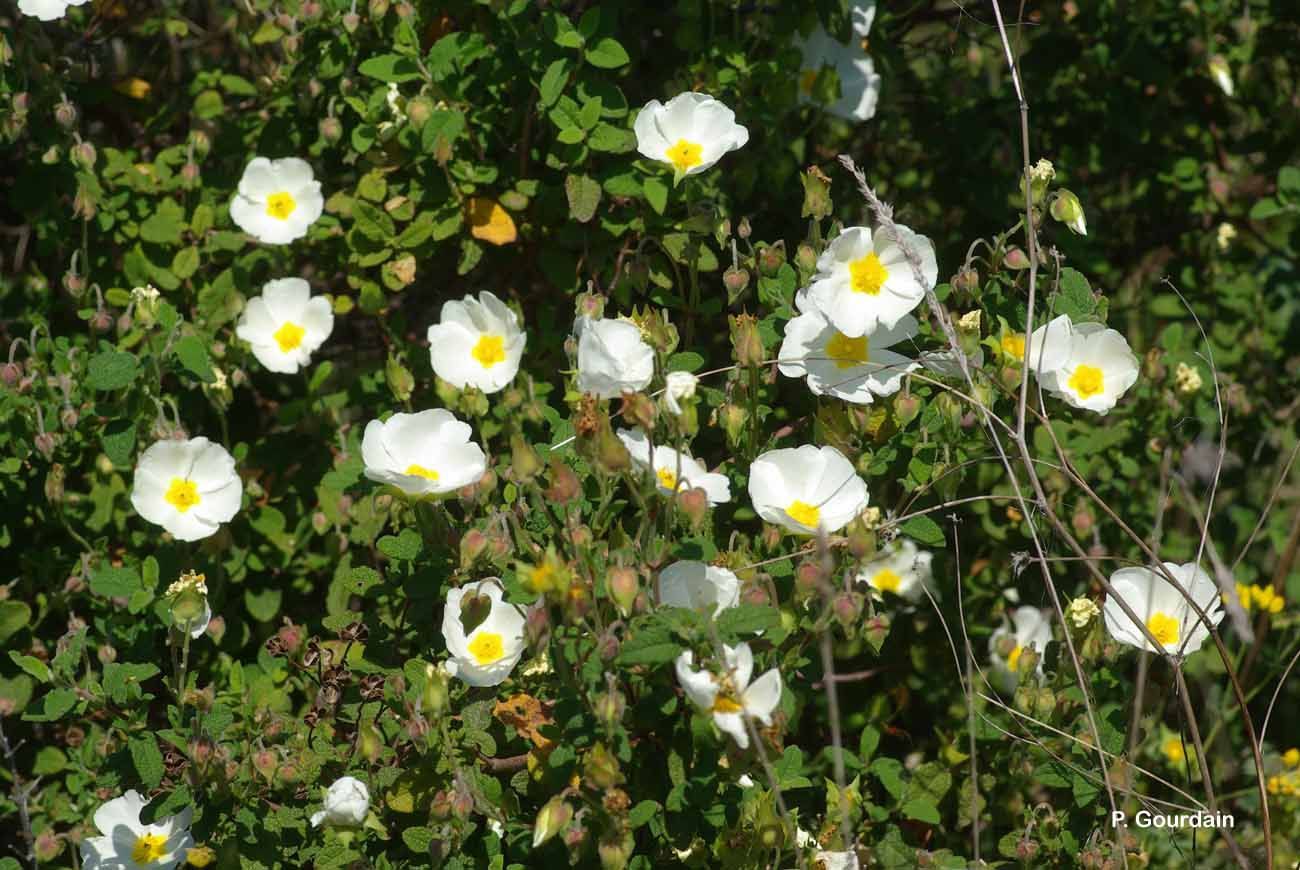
left=665, top=139, right=703, bottom=173
left=1283, top=748, right=1300, bottom=768
left=872, top=568, right=902, bottom=594
left=1001, top=333, right=1026, bottom=360
left=1006, top=644, right=1024, bottom=673
left=1067, top=364, right=1105, bottom=399
left=1162, top=736, right=1186, bottom=765
left=471, top=334, right=507, bottom=368
left=656, top=467, right=679, bottom=491
left=825, top=332, right=869, bottom=369
left=467, top=631, right=504, bottom=665
left=273, top=321, right=305, bottom=353
left=849, top=252, right=889, bottom=295
left=164, top=478, right=201, bottom=513
left=799, top=69, right=818, bottom=95
left=1146, top=611, right=1180, bottom=646
left=132, top=833, right=169, bottom=864
left=404, top=464, right=440, bottom=481
left=265, top=191, right=297, bottom=220
left=786, top=500, right=821, bottom=529
left=712, top=695, right=744, bottom=714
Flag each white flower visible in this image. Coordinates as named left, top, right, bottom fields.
left=634, top=92, right=749, bottom=178
left=310, top=776, right=370, bottom=828
left=814, top=851, right=861, bottom=870
left=80, top=790, right=193, bottom=870
left=575, top=316, right=655, bottom=399
left=1208, top=55, right=1234, bottom=97
left=663, top=371, right=698, bottom=415
left=235, top=278, right=334, bottom=374
left=1103, top=563, right=1225, bottom=656
left=229, top=157, right=324, bottom=245
left=804, top=225, right=938, bottom=338
left=657, top=561, right=741, bottom=616
left=1065, top=597, right=1100, bottom=629
left=795, top=27, right=881, bottom=122
left=131, top=437, right=242, bottom=542
left=442, top=580, right=526, bottom=687
left=1039, top=322, right=1139, bottom=414
left=1029, top=159, right=1056, bottom=184
left=675, top=642, right=782, bottom=749
left=856, top=538, right=933, bottom=603
left=778, top=299, right=919, bottom=403
left=18, top=0, right=88, bottom=20
left=361, top=409, right=487, bottom=497
left=998, top=314, right=1075, bottom=377
left=617, top=428, right=731, bottom=505
left=748, top=445, right=869, bottom=535
left=989, top=606, right=1053, bottom=690
left=427, top=291, right=526, bottom=394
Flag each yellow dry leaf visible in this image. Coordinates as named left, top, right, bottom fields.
left=114, top=78, right=152, bottom=100
left=466, top=198, right=517, bottom=246
left=493, top=693, right=553, bottom=749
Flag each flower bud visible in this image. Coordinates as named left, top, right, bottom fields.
left=1050, top=189, right=1087, bottom=236
left=607, top=567, right=638, bottom=616
left=800, top=165, right=833, bottom=220
left=533, top=796, right=573, bottom=849
left=757, top=242, right=785, bottom=277
left=544, top=457, right=580, bottom=503
left=952, top=267, right=980, bottom=294
left=385, top=355, right=414, bottom=402
left=72, top=140, right=97, bottom=168
left=832, top=592, right=861, bottom=628
left=736, top=216, right=752, bottom=239
left=676, top=486, right=709, bottom=528
left=593, top=426, right=631, bottom=474
left=729, top=313, right=764, bottom=367
left=1003, top=247, right=1030, bottom=270
left=722, top=265, right=751, bottom=302
left=459, top=528, right=488, bottom=570
left=863, top=613, right=891, bottom=652
left=598, top=829, right=635, bottom=870
left=34, top=431, right=57, bottom=459
left=54, top=97, right=78, bottom=128
left=342, top=11, right=360, bottom=32
left=719, top=403, right=749, bottom=447
left=253, top=748, right=277, bottom=781
left=620, top=391, right=656, bottom=432
left=893, top=392, right=921, bottom=426
left=593, top=688, right=625, bottom=730
left=584, top=742, right=622, bottom=790
left=509, top=435, right=542, bottom=483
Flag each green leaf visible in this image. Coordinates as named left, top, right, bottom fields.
left=102, top=419, right=137, bottom=468
left=377, top=528, right=423, bottom=561
left=1249, top=197, right=1284, bottom=220
left=1053, top=268, right=1096, bottom=321
left=23, top=687, right=78, bottom=722
left=716, top=604, right=780, bottom=636
left=174, top=335, right=216, bottom=383
left=628, top=800, right=660, bottom=829
left=9, top=653, right=51, bottom=683
left=140, top=198, right=186, bottom=246
left=87, top=351, right=140, bottom=391
left=0, top=601, right=31, bottom=644
left=244, top=587, right=282, bottom=623
left=130, top=735, right=165, bottom=789
left=859, top=724, right=881, bottom=763
left=565, top=173, right=602, bottom=223
left=401, top=826, right=435, bottom=853
left=666, top=351, right=705, bottom=373
left=90, top=565, right=142, bottom=599
left=358, top=53, right=423, bottom=83
left=585, top=37, right=630, bottom=69
left=898, top=515, right=945, bottom=547
left=353, top=200, right=397, bottom=240
left=588, top=123, right=635, bottom=153
left=539, top=59, right=569, bottom=107
left=869, top=756, right=906, bottom=800
left=900, top=798, right=941, bottom=824
left=171, top=246, right=200, bottom=280
left=643, top=177, right=668, bottom=215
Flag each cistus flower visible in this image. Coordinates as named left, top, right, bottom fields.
left=803, top=225, right=938, bottom=338
left=229, top=157, right=324, bottom=244
left=131, top=437, right=242, bottom=542
left=1103, top=562, right=1225, bottom=656
left=235, top=278, right=334, bottom=374
left=441, top=580, right=526, bottom=687
left=748, top=444, right=869, bottom=535
left=999, top=314, right=1074, bottom=379
left=633, top=92, right=749, bottom=179
left=855, top=538, right=933, bottom=603
left=656, top=561, right=741, bottom=616
left=616, top=428, right=731, bottom=505
left=675, top=642, right=782, bottom=749
left=1050, top=189, right=1088, bottom=236
left=778, top=299, right=920, bottom=404
left=795, top=1, right=881, bottom=122
left=1039, top=323, right=1139, bottom=415
left=813, top=851, right=861, bottom=870
left=361, top=409, right=487, bottom=497
left=989, top=606, right=1052, bottom=691
left=80, top=791, right=194, bottom=869
left=427, top=291, right=526, bottom=394
left=662, top=370, right=698, bottom=415
left=310, top=776, right=370, bottom=828
left=18, top=0, right=88, bottom=20
left=574, top=316, right=655, bottom=399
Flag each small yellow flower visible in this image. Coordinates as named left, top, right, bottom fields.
left=1174, top=362, right=1203, bottom=395
left=1282, top=748, right=1300, bottom=768
left=1065, top=597, right=1099, bottom=629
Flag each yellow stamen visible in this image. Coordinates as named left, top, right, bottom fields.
left=656, top=467, right=679, bottom=491
left=404, top=464, right=440, bottom=481
left=786, top=500, right=821, bottom=529
left=665, top=139, right=703, bottom=173
left=1162, top=736, right=1186, bottom=765
left=265, top=191, right=297, bottom=220
left=824, top=332, right=869, bottom=369
left=1067, top=364, right=1105, bottom=399
left=1001, top=333, right=1026, bottom=360
left=273, top=321, right=304, bottom=353
left=467, top=631, right=504, bottom=665
left=471, top=334, right=506, bottom=368
left=872, top=568, right=902, bottom=594
left=164, top=478, right=200, bottom=513
left=1006, top=644, right=1024, bottom=673
left=1146, top=611, right=1180, bottom=646
left=132, top=833, right=169, bottom=864
left=849, top=252, right=889, bottom=295
left=712, top=695, right=743, bottom=714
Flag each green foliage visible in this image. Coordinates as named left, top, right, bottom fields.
left=1, top=1, right=1299, bottom=869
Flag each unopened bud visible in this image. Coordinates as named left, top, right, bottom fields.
left=676, top=486, right=708, bottom=528
left=593, top=689, right=625, bottom=729
left=757, top=243, right=785, bottom=277
left=342, top=11, right=360, bottom=32
left=72, top=140, right=97, bottom=168
left=893, top=392, right=921, bottom=426
left=35, top=431, right=57, bottom=459
left=794, top=243, right=818, bottom=274
left=832, top=592, right=861, bottom=628
left=1050, top=189, right=1087, bottom=236
left=729, top=313, right=764, bottom=367
left=584, top=742, right=622, bottom=790
left=459, top=528, right=488, bottom=569
left=1003, top=247, right=1030, bottom=270
left=598, top=830, right=635, bottom=870
left=54, top=98, right=77, bottom=128
left=722, top=266, right=750, bottom=301
left=620, top=392, right=656, bottom=432
left=510, top=435, right=542, bottom=483
left=533, top=796, right=572, bottom=848
left=952, top=267, right=980, bottom=294
left=607, top=567, right=638, bottom=616
left=385, top=355, right=414, bottom=402
left=544, top=457, right=580, bottom=503
left=320, top=116, right=343, bottom=144
left=737, top=217, right=752, bottom=239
